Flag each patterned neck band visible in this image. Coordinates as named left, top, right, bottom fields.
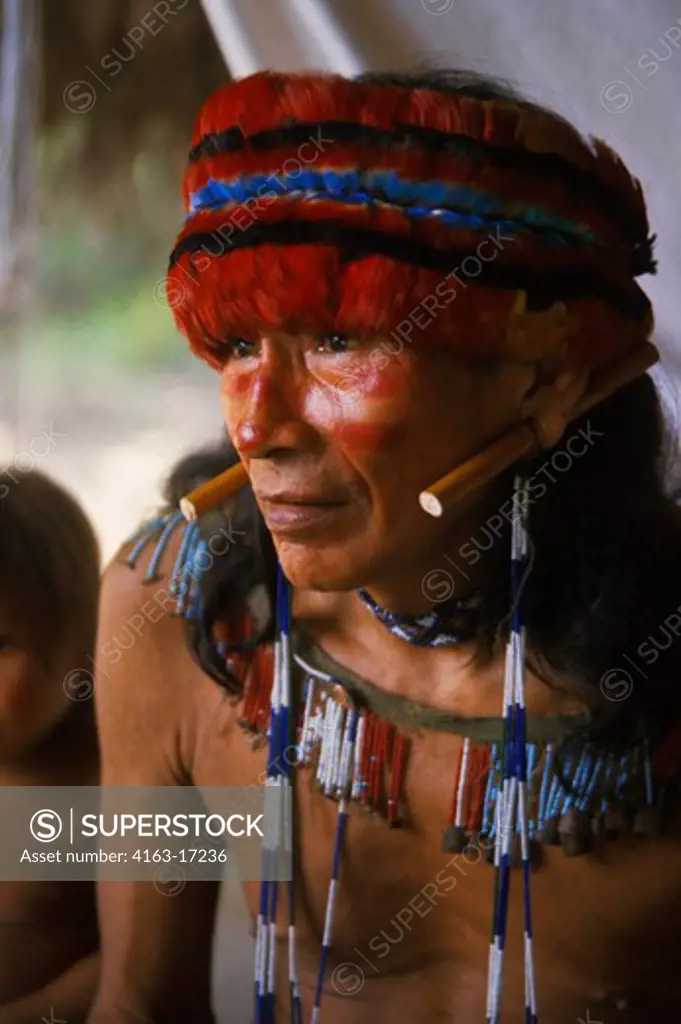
left=355, top=587, right=481, bottom=647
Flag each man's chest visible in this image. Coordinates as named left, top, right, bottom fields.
left=194, top=707, right=681, bottom=1015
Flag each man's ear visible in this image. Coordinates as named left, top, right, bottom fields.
left=521, top=355, right=590, bottom=450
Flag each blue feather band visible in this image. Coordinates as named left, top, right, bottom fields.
left=188, top=168, right=599, bottom=249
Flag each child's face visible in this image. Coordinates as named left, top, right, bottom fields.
left=0, top=601, right=72, bottom=760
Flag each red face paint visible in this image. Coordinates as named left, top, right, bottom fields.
left=224, top=369, right=294, bottom=455
left=329, top=421, right=407, bottom=453
left=222, top=371, right=253, bottom=398
left=223, top=339, right=416, bottom=459
left=302, top=350, right=415, bottom=452
left=222, top=367, right=284, bottom=409
left=313, top=354, right=414, bottom=401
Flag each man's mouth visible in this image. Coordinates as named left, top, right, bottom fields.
left=257, top=489, right=348, bottom=505
left=257, top=493, right=350, bottom=536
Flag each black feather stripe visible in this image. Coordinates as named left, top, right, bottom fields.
left=168, top=220, right=649, bottom=321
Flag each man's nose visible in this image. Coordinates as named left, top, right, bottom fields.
left=232, top=359, right=313, bottom=459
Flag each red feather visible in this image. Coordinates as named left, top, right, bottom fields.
left=170, top=71, right=654, bottom=375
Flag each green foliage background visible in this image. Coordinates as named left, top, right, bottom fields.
left=26, top=0, right=226, bottom=373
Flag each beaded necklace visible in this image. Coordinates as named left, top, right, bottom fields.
left=125, top=502, right=677, bottom=1023
left=355, top=587, right=482, bottom=647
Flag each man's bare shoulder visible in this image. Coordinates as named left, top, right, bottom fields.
left=96, top=511, right=223, bottom=782
left=101, top=512, right=196, bottom=675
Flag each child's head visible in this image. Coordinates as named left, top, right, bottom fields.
left=0, top=469, right=100, bottom=757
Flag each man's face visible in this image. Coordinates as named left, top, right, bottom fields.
left=219, top=331, right=535, bottom=591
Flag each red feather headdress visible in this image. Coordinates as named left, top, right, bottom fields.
left=167, top=71, right=655, bottom=371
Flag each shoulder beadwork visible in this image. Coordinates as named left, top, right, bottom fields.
left=122, top=508, right=209, bottom=623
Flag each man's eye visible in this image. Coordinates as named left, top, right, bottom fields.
left=225, top=337, right=256, bottom=359
left=317, top=333, right=354, bottom=354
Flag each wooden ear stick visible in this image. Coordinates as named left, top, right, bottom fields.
left=419, top=342, right=659, bottom=519
left=180, top=461, right=249, bottom=521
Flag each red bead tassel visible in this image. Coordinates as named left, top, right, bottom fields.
left=388, top=730, right=407, bottom=827
left=252, top=645, right=274, bottom=733
left=467, top=747, right=490, bottom=833
left=377, top=721, right=391, bottom=816
left=222, top=615, right=259, bottom=727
